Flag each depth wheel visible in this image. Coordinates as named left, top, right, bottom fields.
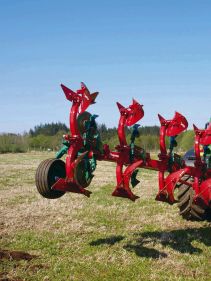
left=77, top=111, right=92, bottom=135
left=74, top=158, right=92, bottom=188
left=35, top=159, right=65, bottom=199
left=177, top=175, right=206, bottom=221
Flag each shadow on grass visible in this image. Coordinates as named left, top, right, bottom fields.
left=123, top=244, right=168, bottom=259
left=124, top=226, right=211, bottom=258
left=89, top=227, right=211, bottom=259
left=90, top=235, right=124, bottom=246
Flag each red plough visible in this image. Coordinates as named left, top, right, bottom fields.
left=35, top=83, right=211, bottom=221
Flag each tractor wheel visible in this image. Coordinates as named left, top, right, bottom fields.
left=35, top=159, right=65, bottom=199
left=176, top=175, right=206, bottom=221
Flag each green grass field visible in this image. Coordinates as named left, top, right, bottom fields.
left=0, top=152, right=211, bottom=281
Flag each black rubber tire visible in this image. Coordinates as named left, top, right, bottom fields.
left=35, top=159, right=65, bottom=199
left=176, top=175, right=206, bottom=221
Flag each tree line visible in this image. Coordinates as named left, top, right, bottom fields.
left=0, top=122, right=194, bottom=153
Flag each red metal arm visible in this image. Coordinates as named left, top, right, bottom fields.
left=52, top=82, right=211, bottom=210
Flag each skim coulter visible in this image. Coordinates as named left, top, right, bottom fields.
left=35, top=83, right=211, bottom=221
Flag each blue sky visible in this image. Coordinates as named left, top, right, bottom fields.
left=0, top=0, right=211, bottom=133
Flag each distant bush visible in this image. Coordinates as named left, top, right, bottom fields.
left=177, top=130, right=195, bottom=152
left=29, top=122, right=68, bottom=136
left=136, top=134, right=160, bottom=151
left=97, top=124, right=160, bottom=151
left=0, top=134, right=27, bottom=153
left=28, top=130, right=66, bottom=151
left=0, top=121, right=196, bottom=154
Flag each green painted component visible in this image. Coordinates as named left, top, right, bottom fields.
left=204, top=146, right=211, bottom=169
left=83, top=131, right=88, bottom=147
left=77, top=111, right=92, bottom=135
left=130, top=124, right=140, bottom=143
left=75, top=152, right=97, bottom=188
left=130, top=124, right=140, bottom=163
left=130, top=142, right=135, bottom=162
left=203, top=145, right=211, bottom=169
left=130, top=144, right=146, bottom=163
left=89, top=155, right=97, bottom=172
left=174, top=154, right=183, bottom=167
left=74, top=158, right=92, bottom=188
left=167, top=156, right=173, bottom=173
left=82, top=114, right=103, bottom=153
left=84, top=160, right=91, bottom=182
left=131, top=169, right=140, bottom=188
left=169, top=136, right=177, bottom=154
left=208, top=156, right=211, bottom=169
left=168, top=153, right=183, bottom=172
left=89, top=114, right=98, bottom=130
left=56, top=140, right=70, bottom=159
left=167, top=136, right=183, bottom=172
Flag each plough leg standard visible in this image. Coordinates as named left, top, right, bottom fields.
left=35, top=83, right=211, bottom=221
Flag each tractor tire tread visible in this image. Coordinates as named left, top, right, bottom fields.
left=176, top=175, right=206, bottom=221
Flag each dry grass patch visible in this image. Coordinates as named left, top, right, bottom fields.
left=0, top=152, right=211, bottom=281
